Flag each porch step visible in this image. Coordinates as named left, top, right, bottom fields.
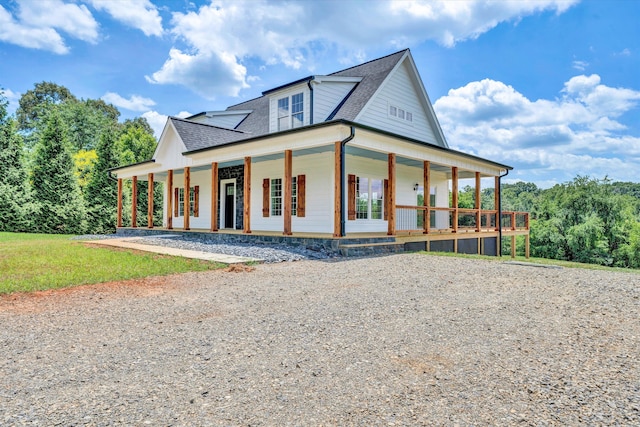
left=338, top=241, right=405, bottom=257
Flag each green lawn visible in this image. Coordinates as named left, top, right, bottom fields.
left=0, top=232, right=225, bottom=294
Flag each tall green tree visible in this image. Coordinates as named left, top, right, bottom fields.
left=31, top=110, right=86, bottom=234
left=84, top=129, right=120, bottom=233
left=0, top=90, right=33, bottom=231
left=16, top=82, right=76, bottom=149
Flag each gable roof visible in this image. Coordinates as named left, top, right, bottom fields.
left=169, top=117, right=248, bottom=151
left=326, top=49, right=407, bottom=121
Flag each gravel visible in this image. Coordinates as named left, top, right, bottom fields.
left=133, top=235, right=335, bottom=263
left=1, top=254, right=639, bottom=425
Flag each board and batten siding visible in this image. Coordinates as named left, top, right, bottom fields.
left=251, top=151, right=334, bottom=233
left=153, top=125, right=192, bottom=171
left=189, top=113, right=249, bottom=130
left=357, top=61, right=439, bottom=145
left=268, top=84, right=311, bottom=133
left=313, top=81, right=357, bottom=123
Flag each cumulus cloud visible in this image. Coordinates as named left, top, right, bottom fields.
left=88, top=0, right=162, bottom=36
left=142, top=110, right=192, bottom=138
left=102, top=92, right=156, bottom=112
left=0, top=1, right=98, bottom=54
left=150, top=0, right=577, bottom=98
left=434, top=76, right=640, bottom=184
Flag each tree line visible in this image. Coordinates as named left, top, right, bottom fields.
left=0, top=82, right=159, bottom=235
left=458, top=178, right=640, bottom=268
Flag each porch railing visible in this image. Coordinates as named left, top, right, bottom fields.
left=395, top=205, right=529, bottom=234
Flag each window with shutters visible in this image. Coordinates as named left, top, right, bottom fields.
left=263, top=176, right=304, bottom=217
left=175, top=186, right=199, bottom=217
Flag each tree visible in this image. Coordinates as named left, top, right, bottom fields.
left=84, top=129, right=119, bottom=233
left=31, top=111, right=86, bottom=234
left=0, top=90, right=33, bottom=231
left=16, top=82, right=76, bottom=149
left=59, top=98, right=120, bottom=151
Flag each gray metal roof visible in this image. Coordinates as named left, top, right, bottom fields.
left=169, top=117, right=248, bottom=152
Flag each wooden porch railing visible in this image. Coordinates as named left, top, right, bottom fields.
left=395, top=205, right=529, bottom=234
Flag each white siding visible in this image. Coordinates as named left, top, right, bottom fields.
left=268, top=85, right=310, bottom=133
left=313, top=81, right=357, bottom=122
left=163, top=169, right=212, bottom=230
left=154, top=125, right=191, bottom=171
left=357, top=61, right=439, bottom=145
left=251, top=151, right=334, bottom=233
left=190, top=113, right=248, bottom=129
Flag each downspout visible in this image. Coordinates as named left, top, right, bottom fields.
left=498, top=168, right=509, bottom=256
left=340, top=126, right=356, bottom=236
left=307, top=77, right=315, bottom=125
left=107, top=170, right=118, bottom=181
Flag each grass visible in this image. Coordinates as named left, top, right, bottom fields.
left=0, top=232, right=226, bottom=294
left=421, top=250, right=640, bottom=274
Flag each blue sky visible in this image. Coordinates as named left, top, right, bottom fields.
left=1, top=0, right=638, bottom=188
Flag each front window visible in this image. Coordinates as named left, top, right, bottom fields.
left=356, top=177, right=383, bottom=220
left=271, top=178, right=282, bottom=216
left=277, top=93, right=304, bottom=131
left=177, top=187, right=196, bottom=217
left=278, top=98, right=289, bottom=131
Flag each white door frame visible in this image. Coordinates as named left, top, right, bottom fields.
left=219, top=178, right=236, bottom=229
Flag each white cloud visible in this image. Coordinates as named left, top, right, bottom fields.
left=151, top=0, right=577, bottom=99
left=572, top=60, right=588, bottom=71
left=141, top=110, right=192, bottom=138
left=0, top=1, right=98, bottom=54
left=89, top=0, right=162, bottom=37
left=0, top=87, right=20, bottom=115
left=0, top=5, right=69, bottom=54
left=141, top=111, right=167, bottom=138
left=434, top=76, right=640, bottom=183
left=102, top=92, right=156, bottom=112
left=146, top=49, right=249, bottom=100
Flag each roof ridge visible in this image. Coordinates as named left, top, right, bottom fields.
left=328, top=48, right=408, bottom=76
left=169, top=116, right=248, bottom=134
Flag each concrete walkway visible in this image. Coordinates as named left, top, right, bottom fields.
left=87, top=238, right=263, bottom=264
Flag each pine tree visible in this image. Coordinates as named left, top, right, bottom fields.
left=31, top=110, right=86, bottom=234
left=0, top=92, right=32, bottom=231
left=84, top=129, right=119, bottom=233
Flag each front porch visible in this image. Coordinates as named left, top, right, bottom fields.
left=116, top=208, right=530, bottom=258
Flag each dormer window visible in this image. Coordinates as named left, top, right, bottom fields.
left=277, top=92, right=304, bottom=131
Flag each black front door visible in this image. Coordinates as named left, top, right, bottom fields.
left=225, top=183, right=234, bottom=228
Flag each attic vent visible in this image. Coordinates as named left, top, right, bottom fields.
left=389, top=104, right=413, bottom=123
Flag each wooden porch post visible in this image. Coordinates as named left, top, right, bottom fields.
left=147, top=173, right=154, bottom=228
left=387, top=153, right=396, bottom=236
left=333, top=141, right=342, bottom=237
left=284, top=149, right=292, bottom=235
left=211, top=162, right=218, bottom=232
left=494, top=176, right=500, bottom=232
left=511, top=235, right=516, bottom=258
left=131, top=176, right=137, bottom=228
left=244, top=156, right=251, bottom=233
left=183, top=167, right=190, bottom=230
left=117, top=178, right=123, bottom=228
left=475, top=172, right=481, bottom=232
left=423, top=161, right=430, bottom=234
left=451, top=167, right=458, bottom=233
left=167, top=170, right=173, bottom=230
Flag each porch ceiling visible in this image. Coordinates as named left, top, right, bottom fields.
left=345, top=146, right=487, bottom=178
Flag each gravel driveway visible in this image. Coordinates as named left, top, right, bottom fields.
left=1, top=254, right=639, bottom=426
